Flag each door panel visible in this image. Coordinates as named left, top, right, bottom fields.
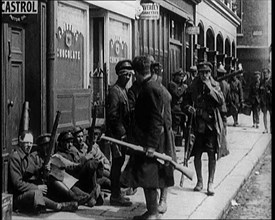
left=7, top=25, right=25, bottom=151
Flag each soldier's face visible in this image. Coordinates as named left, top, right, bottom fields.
left=20, top=133, right=33, bottom=154
left=75, top=131, right=84, bottom=145
left=62, top=139, right=73, bottom=150
left=199, top=70, right=211, bottom=81
left=118, top=70, right=132, bottom=86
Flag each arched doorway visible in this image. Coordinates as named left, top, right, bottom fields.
left=216, top=33, right=223, bottom=54
left=206, top=28, right=214, bottom=51
left=197, top=22, right=204, bottom=47
left=232, top=41, right=236, bottom=57
left=225, top=38, right=231, bottom=56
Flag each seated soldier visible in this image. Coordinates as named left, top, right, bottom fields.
left=8, top=131, right=78, bottom=215
left=55, top=131, right=104, bottom=206
left=35, top=133, right=91, bottom=205
left=72, top=126, right=111, bottom=191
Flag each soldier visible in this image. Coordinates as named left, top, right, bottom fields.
left=106, top=59, right=134, bottom=206
left=185, top=65, right=198, bottom=87
left=183, top=61, right=225, bottom=196
left=126, top=55, right=172, bottom=219
left=55, top=131, right=104, bottom=207
left=260, top=68, right=272, bottom=133
left=8, top=131, right=78, bottom=214
left=72, top=126, right=111, bottom=191
left=36, top=133, right=91, bottom=205
left=216, top=63, right=230, bottom=158
left=168, top=69, right=188, bottom=134
left=150, top=58, right=176, bottom=214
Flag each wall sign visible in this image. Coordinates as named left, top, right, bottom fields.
left=56, top=24, right=84, bottom=88
left=186, top=26, right=200, bottom=35
left=2, top=1, right=38, bottom=14
left=138, top=3, right=160, bottom=20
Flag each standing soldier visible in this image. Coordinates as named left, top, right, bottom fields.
left=125, top=55, right=174, bottom=219
left=8, top=131, right=78, bottom=214
left=106, top=59, right=134, bottom=206
left=183, top=61, right=225, bottom=196
left=185, top=65, right=198, bottom=87
left=168, top=69, right=188, bottom=135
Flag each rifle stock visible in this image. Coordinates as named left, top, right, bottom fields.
left=100, top=134, right=193, bottom=180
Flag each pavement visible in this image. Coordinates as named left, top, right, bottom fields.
left=12, top=113, right=271, bottom=220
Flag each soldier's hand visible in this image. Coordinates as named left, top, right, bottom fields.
left=187, top=105, right=196, bottom=114
left=45, top=162, right=51, bottom=171
left=146, top=147, right=155, bottom=158
left=38, top=184, right=48, bottom=195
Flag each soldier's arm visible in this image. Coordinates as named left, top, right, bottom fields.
left=107, top=90, right=126, bottom=138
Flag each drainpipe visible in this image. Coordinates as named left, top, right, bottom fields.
left=46, top=0, right=55, bottom=131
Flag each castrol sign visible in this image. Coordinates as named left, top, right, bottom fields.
left=2, top=1, right=38, bottom=14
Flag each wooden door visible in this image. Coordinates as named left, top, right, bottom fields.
left=7, top=25, right=25, bottom=150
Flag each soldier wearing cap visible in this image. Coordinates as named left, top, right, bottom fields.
left=8, top=131, right=78, bottom=214
left=106, top=59, right=133, bottom=206
left=36, top=133, right=91, bottom=206
left=72, top=126, right=112, bottom=191
left=248, top=71, right=261, bottom=128
left=182, top=61, right=225, bottom=196
left=185, top=65, right=198, bottom=87
left=216, top=63, right=230, bottom=158
left=56, top=131, right=104, bottom=207
left=168, top=68, right=188, bottom=134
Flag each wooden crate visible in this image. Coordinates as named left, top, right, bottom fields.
left=2, top=193, right=13, bottom=220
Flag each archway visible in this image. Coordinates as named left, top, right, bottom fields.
left=225, top=38, right=231, bottom=56
left=216, top=33, right=223, bottom=54
left=206, top=28, right=214, bottom=51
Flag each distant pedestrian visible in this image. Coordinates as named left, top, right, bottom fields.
left=249, top=71, right=261, bottom=128
left=260, top=68, right=272, bottom=133
left=228, top=71, right=244, bottom=126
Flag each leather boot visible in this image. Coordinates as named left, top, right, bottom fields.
left=59, top=201, right=78, bottom=212
left=158, top=188, right=168, bottom=214
left=133, top=188, right=161, bottom=220
left=207, top=155, right=216, bottom=196
left=194, top=155, right=203, bottom=191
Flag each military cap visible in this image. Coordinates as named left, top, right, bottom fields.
left=115, top=60, right=133, bottom=75
left=254, top=71, right=261, bottom=76
left=36, top=133, right=51, bottom=146
left=72, top=126, right=84, bottom=136
left=217, top=63, right=226, bottom=73
left=197, top=61, right=213, bottom=72
left=189, top=66, right=197, bottom=72
left=172, top=68, right=184, bottom=76
left=57, top=131, right=74, bottom=142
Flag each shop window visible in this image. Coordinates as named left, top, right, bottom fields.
left=170, top=18, right=182, bottom=42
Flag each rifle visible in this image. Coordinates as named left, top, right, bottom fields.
left=18, top=101, right=30, bottom=137
left=43, top=111, right=61, bottom=180
left=100, top=134, right=194, bottom=180
left=180, top=106, right=195, bottom=187
left=87, top=103, right=98, bottom=152
left=216, top=69, right=243, bottom=82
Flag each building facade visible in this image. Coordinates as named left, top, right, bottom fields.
left=236, top=0, right=272, bottom=83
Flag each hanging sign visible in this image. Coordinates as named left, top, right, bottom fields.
left=186, top=26, right=200, bottom=35
left=139, top=3, right=159, bottom=20
left=2, top=1, right=38, bottom=14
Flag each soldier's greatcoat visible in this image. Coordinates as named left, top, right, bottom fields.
left=8, top=147, right=46, bottom=211
left=124, top=78, right=174, bottom=188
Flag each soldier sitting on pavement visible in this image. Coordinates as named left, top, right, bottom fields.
left=55, top=130, right=104, bottom=207
left=8, top=131, right=78, bottom=215
left=35, top=133, right=91, bottom=206
left=72, top=126, right=111, bottom=191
